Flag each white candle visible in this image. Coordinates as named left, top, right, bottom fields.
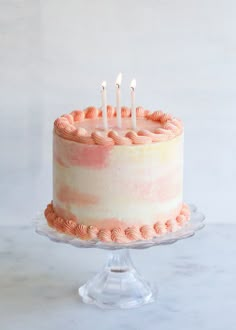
left=130, top=79, right=136, bottom=130
left=115, top=72, right=122, bottom=129
left=101, top=81, right=108, bottom=130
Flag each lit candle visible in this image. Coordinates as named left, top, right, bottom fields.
left=115, top=72, right=122, bottom=129
left=130, top=79, right=136, bottom=130
left=101, top=81, right=108, bottom=130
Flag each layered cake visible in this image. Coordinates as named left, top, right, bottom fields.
left=44, top=106, right=190, bottom=243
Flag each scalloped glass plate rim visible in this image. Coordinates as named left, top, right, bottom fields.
left=35, top=203, right=205, bottom=250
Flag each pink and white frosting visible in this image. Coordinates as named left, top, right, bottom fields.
left=45, top=105, right=186, bottom=243
left=54, top=106, right=183, bottom=146
left=45, top=202, right=190, bottom=243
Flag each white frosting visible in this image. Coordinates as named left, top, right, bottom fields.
left=53, top=133, right=184, bottom=229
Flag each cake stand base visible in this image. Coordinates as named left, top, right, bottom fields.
left=35, top=204, right=205, bottom=309
left=79, top=249, right=156, bottom=309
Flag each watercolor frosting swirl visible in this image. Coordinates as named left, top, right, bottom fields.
left=45, top=105, right=187, bottom=243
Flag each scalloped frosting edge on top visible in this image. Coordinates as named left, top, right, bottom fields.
left=53, top=106, right=183, bottom=146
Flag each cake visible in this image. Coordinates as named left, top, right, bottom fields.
left=44, top=106, right=190, bottom=243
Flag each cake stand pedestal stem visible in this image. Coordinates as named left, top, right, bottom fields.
left=36, top=204, right=205, bottom=309
left=78, top=248, right=156, bottom=309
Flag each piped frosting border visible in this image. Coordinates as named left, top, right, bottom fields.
left=44, top=202, right=190, bottom=243
left=54, top=106, right=183, bottom=146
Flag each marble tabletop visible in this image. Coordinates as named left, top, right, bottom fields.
left=0, top=224, right=235, bottom=330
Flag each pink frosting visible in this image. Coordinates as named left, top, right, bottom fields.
left=44, top=202, right=191, bottom=243
left=53, top=135, right=113, bottom=168
left=56, top=185, right=99, bottom=206
left=54, top=106, right=183, bottom=146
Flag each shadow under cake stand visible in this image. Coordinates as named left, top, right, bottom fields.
left=35, top=204, right=205, bottom=309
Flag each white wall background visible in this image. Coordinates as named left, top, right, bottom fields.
left=1, top=0, right=236, bottom=225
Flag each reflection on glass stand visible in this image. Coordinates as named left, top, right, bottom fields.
left=36, top=204, right=205, bottom=309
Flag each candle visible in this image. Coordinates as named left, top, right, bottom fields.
left=115, top=72, right=122, bottom=129
left=130, top=79, right=136, bottom=130
left=101, top=81, right=108, bottom=130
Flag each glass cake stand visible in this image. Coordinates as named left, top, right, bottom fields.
left=35, top=204, right=205, bottom=309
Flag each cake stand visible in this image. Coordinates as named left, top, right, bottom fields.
left=35, top=204, right=205, bottom=309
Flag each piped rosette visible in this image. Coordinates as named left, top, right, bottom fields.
left=54, top=106, right=183, bottom=146
left=45, top=202, right=191, bottom=243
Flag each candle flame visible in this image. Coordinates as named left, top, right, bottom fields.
left=116, top=72, right=122, bottom=87
left=130, top=79, right=136, bottom=90
left=101, top=81, right=107, bottom=89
